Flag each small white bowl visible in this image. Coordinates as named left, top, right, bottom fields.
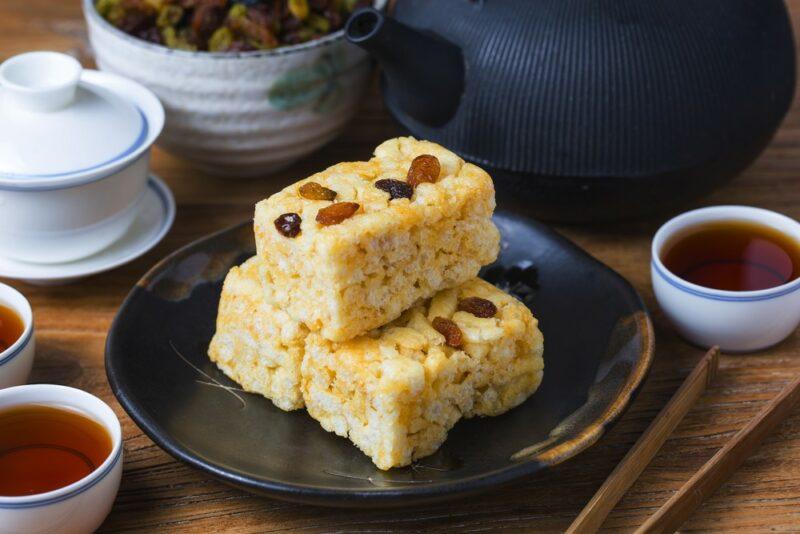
left=83, top=0, right=385, bottom=178
left=0, top=283, right=33, bottom=389
left=0, top=385, right=123, bottom=534
left=0, top=51, right=164, bottom=264
left=652, top=205, right=800, bottom=353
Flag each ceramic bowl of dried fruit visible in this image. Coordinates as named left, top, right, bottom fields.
left=83, top=0, right=385, bottom=178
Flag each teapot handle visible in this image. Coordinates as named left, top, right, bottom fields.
left=346, top=8, right=465, bottom=127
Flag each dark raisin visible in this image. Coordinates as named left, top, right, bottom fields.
left=432, top=317, right=463, bottom=348
left=299, top=181, right=337, bottom=201
left=191, top=0, right=226, bottom=46
left=323, top=7, right=342, bottom=29
left=457, top=297, right=497, bottom=318
left=316, top=202, right=359, bottom=225
left=232, top=0, right=264, bottom=6
left=406, top=154, right=441, bottom=187
left=137, top=26, right=164, bottom=44
left=226, top=39, right=257, bottom=52
left=246, top=5, right=275, bottom=27
left=274, top=212, right=302, bottom=237
left=228, top=14, right=278, bottom=48
left=282, top=31, right=302, bottom=44
left=119, top=11, right=155, bottom=34
left=374, top=179, right=413, bottom=200
left=282, top=14, right=302, bottom=31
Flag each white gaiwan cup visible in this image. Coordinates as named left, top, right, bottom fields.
left=0, top=51, right=164, bottom=264
left=0, top=282, right=34, bottom=389
left=652, top=205, right=800, bottom=353
left=0, top=384, right=123, bottom=534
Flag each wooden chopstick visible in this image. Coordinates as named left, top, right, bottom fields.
left=635, top=371, right=800, bottom=534
left=566, top=346, right=721, bottom=534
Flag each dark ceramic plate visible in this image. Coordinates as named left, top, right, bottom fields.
left=106, top=211, right=654, bottom=507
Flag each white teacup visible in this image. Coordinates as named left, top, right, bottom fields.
left=0, top=385, right=123, bottom=534
left=0, top=283, right=33, bottom=388
left=652, top=205, right=800, bottom=353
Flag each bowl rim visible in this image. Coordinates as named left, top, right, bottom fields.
left=651, top=205, right=800, bottom=302
left=0, top=384, right=123, bottom=508
left=0, top=283, right=33, bottom=367
left=83, top=0, right=387, bottom=60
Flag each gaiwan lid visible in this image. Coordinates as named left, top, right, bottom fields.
left=0, top=52, right=148, bottom=186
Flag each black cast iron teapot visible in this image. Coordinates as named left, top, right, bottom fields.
left=345, top=1, right=796, bottom=221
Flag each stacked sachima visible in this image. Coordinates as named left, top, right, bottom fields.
left=208, top=137, right=544, bottom=470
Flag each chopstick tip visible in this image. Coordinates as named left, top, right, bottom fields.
left=706, top=346, right=721, bottom=386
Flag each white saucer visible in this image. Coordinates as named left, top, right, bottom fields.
left=0, top=175, right=175, bottom=285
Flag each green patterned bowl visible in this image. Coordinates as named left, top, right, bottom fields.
left=83, top=0, right=386, bottom=178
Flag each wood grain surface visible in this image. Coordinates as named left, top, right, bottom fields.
left=2, top=1, right=800, bottom=532
left=637, top=372, right=800, bottom=534
left=568, top=348, right=720, bottom=534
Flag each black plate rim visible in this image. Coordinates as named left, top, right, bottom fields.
left=105, top=213, right=655, bottom=506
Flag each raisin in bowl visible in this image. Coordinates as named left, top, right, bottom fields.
left=82, top=0, right=386, bottom=178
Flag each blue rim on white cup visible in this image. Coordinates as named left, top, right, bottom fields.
left=0, top=283, right=34, bottom=389
left=0, top=385, right=123, bottom=534
left=651, top=205, right=800, bottom=353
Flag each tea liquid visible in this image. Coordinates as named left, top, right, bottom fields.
left=662, top=220, right=800, bottom=291
left=0, top=404, right=112, bottom=496
left=0, top=305, right=23, bottom=352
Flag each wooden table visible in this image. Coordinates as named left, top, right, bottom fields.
left=3, top=2, right=800, bottom=532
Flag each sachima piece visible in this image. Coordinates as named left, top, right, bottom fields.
left=254, top=137, right=500, bottom=342
left=208, top=258, right=544, bottom=469
left=207, top=257, right=308, bottom=411
left=301, top=278, right=544, bottom=470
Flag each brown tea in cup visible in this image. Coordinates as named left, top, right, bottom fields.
left=662, top=220, right=800, bottom=291
left=0, top=305, right=23, bottom=353
left=0, top=404, right=112, bottom=496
